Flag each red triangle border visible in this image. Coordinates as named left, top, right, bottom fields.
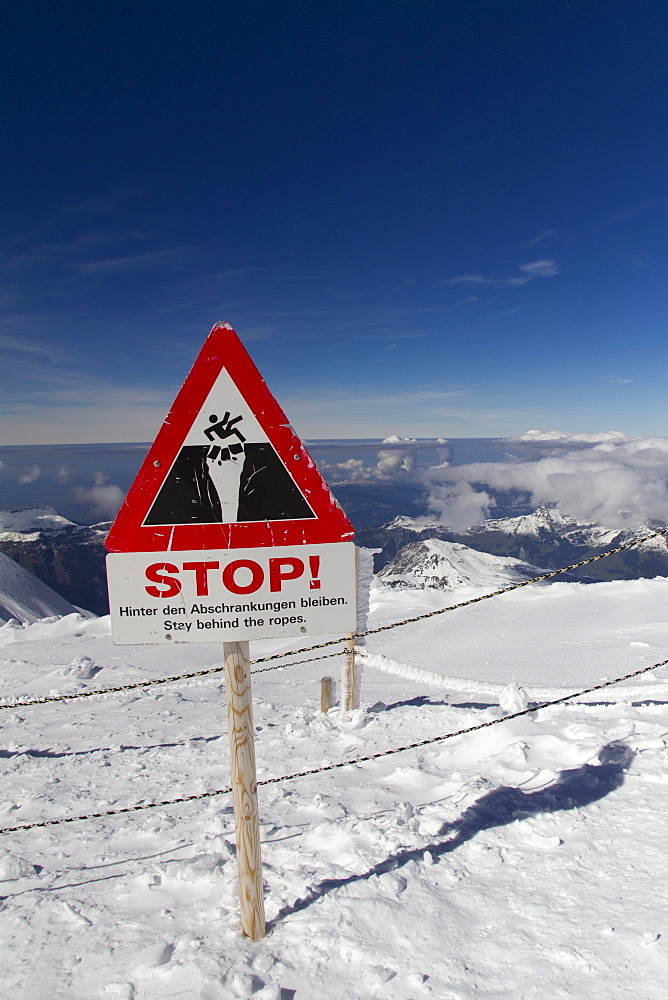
left=105, top=324, right=355, bottom=553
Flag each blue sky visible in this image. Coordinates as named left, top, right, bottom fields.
left=1, top=1, right=666, bottom=444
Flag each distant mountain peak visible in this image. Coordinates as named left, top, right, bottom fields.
left=0, top=507, right=74, bottom=538
left=468, top=506, right=660, bottom=548
left=472, top=505, right=579, bottom=537
left=378, top=538, right=547, bottom=591
left=0, top=507, right=110, bottom=615
left=385, top=514, right=445, bottom=532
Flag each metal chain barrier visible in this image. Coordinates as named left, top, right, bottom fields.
left=2, top=657, right=665, bottom=835
left=252, top=648, right=347, bottom=673
left=252, top=523, right=668, bottom=656
left=0, top=664, right=231, bottom=710
left=3, top=524, right=667, bottom=712
left=0, top=786, right=234, bottom=834
left=0, top=650, right=347, bottom=711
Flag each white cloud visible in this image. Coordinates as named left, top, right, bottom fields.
left=509, top=429, right=628, bottom=444
left=424, top=481, right=494, bottom=532
left=319, top=447, right=418, bottom=484
left=74, top=472, right=124, bottom=518
left=423, top=436, right=668, bottom=529
left=62, top=185, right=141, bottom=216
left=17, top=465, right=40, bottom=484
left=0, top=332, right=76, bottom=366
left=525, top=229, right=559, bottom=247
left=444, top=259, right=558, bottom=289
left=328, top=458, right=369, bottom=482
left=54, top=465, right=75, bottom=484
left=518, top=259, right=559, bottom=278
left=443, top=273, right=496, bottom=286
left=76, top=248, right=191, bottom=274
left=376, top=449, right=415, bottom=476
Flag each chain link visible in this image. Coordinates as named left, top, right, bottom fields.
left=2, top=524, right=666, bottom=711
left=2, top=657, right=665, bottom=835
left=0, top=648, right=349, bottom=711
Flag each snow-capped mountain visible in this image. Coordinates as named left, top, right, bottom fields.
left=2, top=500, right=668, bottom=619
left=469, top=506, right=635, bottom=548
left=358, top=506, right=668, bottom=583
left=378, top=538, right=548, bottom=590
left=0, top=551, right=82, bottom=623
left=0, top=506, right=79, bottom=539
left=465, top=506, right=668, bottom=581
left=0, top=507, right=110, bottom=615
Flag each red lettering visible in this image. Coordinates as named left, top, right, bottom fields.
left=222, top=559, right=264, bottom=595
left=269, top=557, right=304, bottom=592
left=145, top=563, right=181, bottom=599
left=183, top=561, right=220, bottom=596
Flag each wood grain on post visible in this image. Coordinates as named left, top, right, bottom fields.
left=343, top=632, right=357, bottom=711
left=320, top=675, right=334, bottom=713
left=223, top=640, right=266, bottom=941
left=343, top=546, right=360, bottom=711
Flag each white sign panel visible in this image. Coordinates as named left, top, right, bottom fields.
left=107, top=541, right=357, bottom=644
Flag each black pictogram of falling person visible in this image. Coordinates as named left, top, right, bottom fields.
left=204, top=412, right=246, bottom=462
left=144, top=408, right=316, bottom=526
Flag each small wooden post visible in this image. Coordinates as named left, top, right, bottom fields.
left=342, top=546, right=360, bottom=712
left=223, top=640, right=266, bottom=941
left=343, top=632, right=357, bottom=711
left=320, top=675, right=334, bottom=713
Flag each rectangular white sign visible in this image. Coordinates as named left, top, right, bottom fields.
left=106, top=542, right=357, bottom=644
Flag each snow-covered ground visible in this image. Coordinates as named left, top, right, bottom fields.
left=1, top=572, right=667, bottom=998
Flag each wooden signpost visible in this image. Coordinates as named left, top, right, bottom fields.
left=223, top=640, right=265, bottom=939
left=105, top=323, right=356, bottom=940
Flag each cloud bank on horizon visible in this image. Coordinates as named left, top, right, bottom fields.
left=322, top=431, right=668, bottom=532
left=3, top=428, right=668, bottom=530
left=424, top=439, right=668, bottom=530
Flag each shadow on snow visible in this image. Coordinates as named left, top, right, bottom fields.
left=272, top=741, right=634, bottom=927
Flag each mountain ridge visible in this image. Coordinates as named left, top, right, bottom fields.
left=0, top=506, right=110, bottom=615
left=0, top=551, right=82, bottom=623
left=357, top=506, right=668, bottom=582
left=2, top=503, right=668, bottom=615
left=378, top=538, right=548, bottom=591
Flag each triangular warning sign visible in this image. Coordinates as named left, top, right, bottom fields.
left=105, top=324, right=354, bottom=553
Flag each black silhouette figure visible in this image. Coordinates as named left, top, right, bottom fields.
left=204, top=412, right=246, bottom=463
left=145, top=404, right=315, bottom=525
